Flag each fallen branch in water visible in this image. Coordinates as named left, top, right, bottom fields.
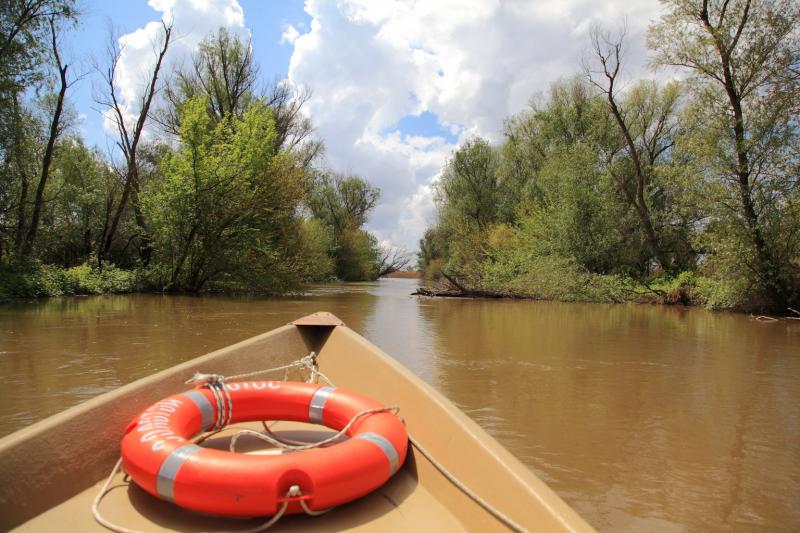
left=754, top=315, right=779, bottom=322
left=412, top=270, right=524, bottom=299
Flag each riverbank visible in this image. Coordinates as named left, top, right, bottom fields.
left=0, top=260, right=371, bottom=301
left=5, top=261, right=795, bottom=317
left=413, top=270, right=800, bottom=316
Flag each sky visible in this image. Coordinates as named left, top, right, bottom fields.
left=64, top=0, right=667, bottom=252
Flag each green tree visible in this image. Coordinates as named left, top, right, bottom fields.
left=650, top=0, right=800, bottom=309
left=0, top=0, right=75, bottom=261
left=161, top=28, right=319, bottom=159
left=417, top=227, right=449, bottom=272
left=586, top=26, right=687, bottom=271
left=144, top=96, right=307, bottom=292
left=306, top=172, right=381, bottom=280
left=336, top=229, right=380, bottom=281
left=35, top=139, right=117, bottom=266
left=499, top=78, right=648, bottom=275
left=437, top=137, right=501, bottom=232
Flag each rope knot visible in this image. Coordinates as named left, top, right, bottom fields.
left=185, top=372, right=226, bottom=387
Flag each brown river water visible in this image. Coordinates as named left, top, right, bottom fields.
left=0, top=278, right=798, bottom=532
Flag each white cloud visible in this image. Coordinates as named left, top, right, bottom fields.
left=281, top=24, right=300, bottom=45
left=107, top=0, right=247, bottom=140
left=286, top=0, right=665, bottom=251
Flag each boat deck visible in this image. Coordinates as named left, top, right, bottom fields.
left=17, top=421, right=463, bottom=532
left=1, top=314, right=594, bottom=532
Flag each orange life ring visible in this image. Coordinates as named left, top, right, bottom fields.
left=120, top=381, right=408, bottom=517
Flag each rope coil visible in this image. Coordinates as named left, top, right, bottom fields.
left=229, top=406, right=399, bottom=453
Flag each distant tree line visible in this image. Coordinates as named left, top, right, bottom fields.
left=419, top=0, right=799, bottom=312
left=0, top=1, right=409, bottom=297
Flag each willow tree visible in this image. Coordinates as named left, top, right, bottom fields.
left=586, top=26, right=685, bottom=271
left=437, top=137, right=501, bottom=231
left=19, top=16, right=71, bottom=258
left=160, top=28, right=318, bottom=158
left=0, top=0, right=75, bottom=260
left=96, top=21, right=173, bottom=266
left=650, top=0, right=800, bottom=310
left=145, top=96, right=307, bottom=292
left=306, top=172, right=381, bottom=281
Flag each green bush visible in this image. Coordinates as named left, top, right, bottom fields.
left=336, top=229, right=380, bottom=281
left=0, top=261, right=136, bottom=299
left=693, top=275, right=750, bottom=311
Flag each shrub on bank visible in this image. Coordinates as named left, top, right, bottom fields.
left=630, top=271, right=761, bottom=311
left=0, top=261, right=136, bottom=299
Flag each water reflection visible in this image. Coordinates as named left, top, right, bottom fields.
left=418, top=299, right=800, bottom=531
left=0, top=280, right=798, bottom=531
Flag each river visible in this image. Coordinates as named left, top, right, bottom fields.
left=0, top=278, right=798, bottom=531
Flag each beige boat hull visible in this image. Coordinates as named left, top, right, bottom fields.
left=0, top=313, right=594, bottom=532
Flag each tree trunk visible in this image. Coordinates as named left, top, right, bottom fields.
left=171, top=225, right=198, bottom=286
left=97, top=22, right=172, bottom=265
left=13, top=173, right=29, bottom=255
left=700, top=2, right=792, bottom=309
left=12, top=96, right=29, bottom=255
left=100, top=167, right=134, bottom=262
left=22, top=20, right=68, bottom=258
left=130, top=182, right=151, bottom=266
left=607, top=94, right=669, bottom=270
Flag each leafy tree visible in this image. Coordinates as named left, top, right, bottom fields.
left=160, top=28, right=319, bottom=158
left=308, top=172, right=380, bottom=233
left=144, top=96, right=306, bottom=292
left=650, top=0, right=800, bottom=309
left=19, top=15, right=71, bottom=258
left=306, top=172, right=381, bottom=280
left=160, top=27, right=258, bottom=134
left=0, top=0, right=74, bottom=147
left=0, top=0, right=75, bottom=261
left=336, top=229, right=380, bottom=281
left=586, top=26, right=686, bottom=270
left=36, top=139, right=117, bottom=266
left=417, top=227, right=449, bottom=272
left=437, top=137, right=501, bottom=231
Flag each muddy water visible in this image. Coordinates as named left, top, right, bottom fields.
left=0, top=279, right=798, bottom=531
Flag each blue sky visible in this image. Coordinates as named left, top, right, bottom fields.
left=59, top=0, right=661, bottom=251
left=65, top=0, right=458, bottom=152
left=65, top=0, right=311, bottom=149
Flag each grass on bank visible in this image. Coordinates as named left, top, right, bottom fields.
left=423, top=256, right=750, bottom=311
left=0, top=258, right=753, bottom=313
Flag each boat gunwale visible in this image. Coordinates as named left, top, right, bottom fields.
left=0, top=323, right=310, bottom=530
left=1, top=314, right=594, bottom=532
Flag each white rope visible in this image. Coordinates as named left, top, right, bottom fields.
left=92, top=459, right=292, bottom=533
left=407, top=435, right=529, bottom=533
left=229, top=406, right=399, bottom=452
left=215, top=352, right=330, bottom=384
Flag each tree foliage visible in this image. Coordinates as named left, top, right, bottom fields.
left=420, top=0, right=799, bottom=311
left=2, top=24, right=383, bottom=294
left=307, top=172, right=382, bottom=280
left=650, top=0, right=800, bottom=309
